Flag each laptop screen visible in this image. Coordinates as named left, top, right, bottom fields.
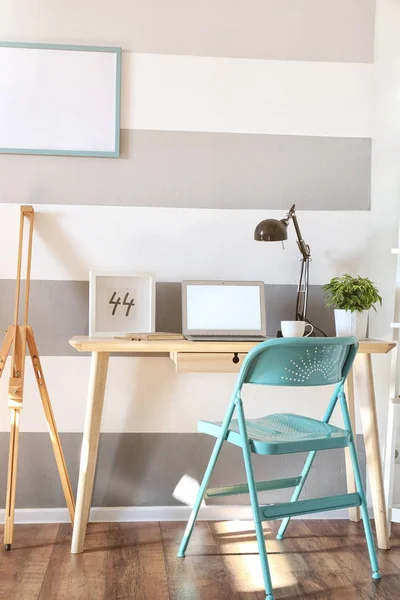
left=184, top=282, right=265, bottom=334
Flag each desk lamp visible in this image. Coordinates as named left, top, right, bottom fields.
left=254, top=204, right=311, bottom=322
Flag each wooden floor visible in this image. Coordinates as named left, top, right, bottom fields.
left=0, top=520, right=399, bottom=599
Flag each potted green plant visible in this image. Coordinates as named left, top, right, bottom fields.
left=322, top=274, right=382, bottom=339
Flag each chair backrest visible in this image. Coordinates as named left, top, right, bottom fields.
left=235, top=337, right=358, bottom=390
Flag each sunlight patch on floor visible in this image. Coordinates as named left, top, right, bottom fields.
left=211, top=520, right=298, bottom=592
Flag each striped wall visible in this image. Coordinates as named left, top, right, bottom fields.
left=0, top=54, right=373, bottom=209
left=0, top=0, right=380, bottom=511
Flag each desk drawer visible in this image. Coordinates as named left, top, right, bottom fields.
left=170, top=352, right=247, bottom=373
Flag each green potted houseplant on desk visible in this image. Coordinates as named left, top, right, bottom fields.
left=322, top=274, right=382, bottom=340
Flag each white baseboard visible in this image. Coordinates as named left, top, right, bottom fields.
left=0, top=505, right=354, bottom=524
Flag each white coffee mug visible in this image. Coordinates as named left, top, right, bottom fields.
left=281, top=320, right=314, bottom=338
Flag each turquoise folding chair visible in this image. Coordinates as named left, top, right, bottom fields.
left=177, top=337, right=380, bottom=600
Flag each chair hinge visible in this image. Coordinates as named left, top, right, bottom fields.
left=234, top=394, right=242, bottom=406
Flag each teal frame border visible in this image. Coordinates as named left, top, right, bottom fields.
left=0, top=42, right=121, bottom=158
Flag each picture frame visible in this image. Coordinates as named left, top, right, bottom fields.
left=0, top=42, right=121, bottom=157
left=89, top=272, right=156, bottom=337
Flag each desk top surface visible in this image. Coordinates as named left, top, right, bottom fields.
left=69, top=336, right=396, bottom=354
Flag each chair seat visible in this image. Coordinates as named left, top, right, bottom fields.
left=198, top=413, right=350, bottom=455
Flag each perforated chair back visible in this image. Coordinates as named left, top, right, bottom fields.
left=236, top=337, right=358, bottom=389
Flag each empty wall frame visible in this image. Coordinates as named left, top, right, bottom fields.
left=0, top=42, right=121, bottom=157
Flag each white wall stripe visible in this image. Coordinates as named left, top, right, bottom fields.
left=121, top=53, right=373, bottom=138
left=0, top=204, right=371, bottom=284
left=0, top=356, right=358, bottom=433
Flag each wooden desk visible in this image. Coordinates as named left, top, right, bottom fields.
left=69, top=336, right=395, bottom=553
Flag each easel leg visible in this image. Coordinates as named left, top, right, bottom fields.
left=3, top=206, right=42, bottom=551
left=0, top=329, right=14, bottom=536
left=4, top=408, right=21, bottom=549
left=0, top=328, right=14, bottom=380
left=26, top=327, right=75, bottom=523
left=4, top=324, right=26, bottom=550
left=344, top=367, right=361, bottom=522
left=71, top=352, right=109, bottom=554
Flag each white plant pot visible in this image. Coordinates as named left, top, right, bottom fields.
left=334, top=309, right=368, bottom=340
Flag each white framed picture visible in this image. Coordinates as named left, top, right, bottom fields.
left=89, top=272, right=156, bottom=337
left=0, top=43, right=121, bottom=157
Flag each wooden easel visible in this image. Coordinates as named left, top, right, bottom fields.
left=0, top=206, right=75, bottom=549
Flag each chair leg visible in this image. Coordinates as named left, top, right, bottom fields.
left=339, top=391, right=381, bottom=580
left=177, top=400, right=236, bottom=558
left=348, top=432, right=381, bottom=579
left=236, top=398, right=274, bottom=600
left=177, top=437, right=222, bottom=557
left=277, top=384, right=341, bottom=540
left=276, top=450, right=316, bottom=540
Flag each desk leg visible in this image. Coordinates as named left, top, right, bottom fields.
left=354, top=353, right=390, bottom=550
left=345, top=368, right=361, bottom=522
left=71, top=351, right=109, bottom=554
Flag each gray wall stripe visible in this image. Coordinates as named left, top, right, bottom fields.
left=0, top=432, right=365, bottom=508
left=0, top=130, right=371, bottom=210
left=0, top=281, right=335, bottom=356
left=0, top=0, right=375, bottom=63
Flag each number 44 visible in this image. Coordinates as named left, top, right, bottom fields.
left=109, top=292, right=135, bottom=316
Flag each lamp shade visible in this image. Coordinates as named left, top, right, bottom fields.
left=254, top=218, right=288, bottom=242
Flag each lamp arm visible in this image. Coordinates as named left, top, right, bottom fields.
left=296, top=258, right=310, bottom=322
left=285, top=204, right=311, bottom=322
left=287, top=205, right=311, bottom=262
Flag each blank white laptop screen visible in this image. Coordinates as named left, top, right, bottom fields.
left=186, top=284, right=262, bottom=331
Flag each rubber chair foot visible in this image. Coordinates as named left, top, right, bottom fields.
left=4, top=544, right=11, bottom=551
left=177, top=551, right=185, bottom=558
left=266, top=595, right=275, bottom=600
left=372, top=571, right=381, bottom=580
left=275, top=533, right=284, bottom=540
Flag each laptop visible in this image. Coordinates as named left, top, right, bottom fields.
left=182, top=280, right=267, bottom=341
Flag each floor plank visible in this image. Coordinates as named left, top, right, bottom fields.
left=38, top=523, right=110, bottom=600
left=211, top=519, right=361, bottom=600
left=105, top=522, right=169, bottom=600
left=0, top=523, right=59, bottom=600
left=0, top=519, right=398, bottom=600
left=161, top=521, right=239, bottom=600
left=385, top=522, right=400, bottom=571
left=304, top=520, right=400, bottom=599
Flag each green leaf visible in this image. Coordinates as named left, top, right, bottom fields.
left=321, top=274, right=381, bottom=313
